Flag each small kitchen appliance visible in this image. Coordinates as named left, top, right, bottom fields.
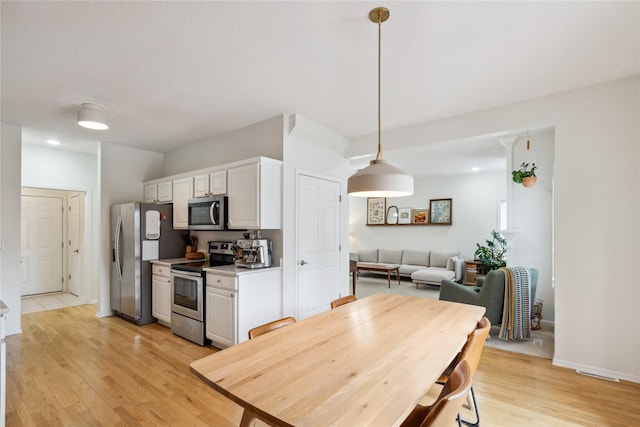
left=235, top=239, right=272, bottom=269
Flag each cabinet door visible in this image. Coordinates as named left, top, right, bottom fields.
left=237, top=269, right=282, bottom=344
left=172, top=177, right=193, bottom=229
left=144, top=184, right=158, bottom=203
left=206, top=286, right=236, bottom=348
left=227, top=163, right=260, bottom=229
left=193, top=174, right=210, bottom=198
left=152, top=275, right=171, bottom=325
left=209, top=170, right=227, bottom=195
left=157, top=181, right=173, bottom=202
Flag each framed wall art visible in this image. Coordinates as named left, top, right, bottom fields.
left=366, top=197, right=386, bottom=225
left=429, top=198, right=452, bottom=224
left=398, top=207, right=412, bottom=224
left=412, top=208, right=429, bottom=224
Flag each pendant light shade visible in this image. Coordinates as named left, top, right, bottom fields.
left=77, top=103, right=109, bottom=130
left=348, top=159, right=414, bottom=197
left=347, top=7, right=413, bottom=197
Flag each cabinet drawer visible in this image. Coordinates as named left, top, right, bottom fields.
left=206, top=273, right=237, bottom=291
left=152, top=264, right=171, bottom=278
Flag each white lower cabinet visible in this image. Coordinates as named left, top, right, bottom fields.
left=205, top=268, right=282, bottom=348
left=206, top=287, right=236, bottom=348
left=151, top=264, right=172, bottom=326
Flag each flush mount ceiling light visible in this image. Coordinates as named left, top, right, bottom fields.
left=77, top=103, right=109, bottom=130
left=347, top=7, right=414, bottom=198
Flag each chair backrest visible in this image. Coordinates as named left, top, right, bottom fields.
left=248, top=316, right=296, bottom=339
left=421, top=360, right=472, bottom=427
left=460, top=316, right=491, bottom=375
left=330, top=295, right=357, bottom=309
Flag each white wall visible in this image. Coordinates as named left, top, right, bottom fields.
left=21, top=145, right=100, bottom=303
left=98, top=142, right=164, bottom=317
left=0, top=123, right=22, bottom=335
left=282, top=114, right=352, bottom=317
left=510, top=130, right=555, bottom=322
left=349, top=76, right=640, bottom=382
left=349, top=172, right=506, bottom=259
left=162, top=116, right=284, bottom=176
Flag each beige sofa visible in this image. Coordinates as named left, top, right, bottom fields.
left=352, top=249, right=463, bottom=287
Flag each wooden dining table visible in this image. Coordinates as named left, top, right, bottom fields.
left=190, top=293, right=485, bottom=427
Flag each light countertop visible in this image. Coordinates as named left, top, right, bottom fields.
left=204, top=264, right=282, bottom=277
left=150, top=257, right=190, bottom=266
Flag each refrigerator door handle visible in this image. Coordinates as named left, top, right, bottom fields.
left=114, top=216, right=123, bottom=281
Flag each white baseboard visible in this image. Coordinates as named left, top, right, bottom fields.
left=95, top=310, right=113, bottom=318
left=553, top=358, right=640, bottom=384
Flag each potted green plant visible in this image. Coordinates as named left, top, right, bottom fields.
left=474, top=230, right=507, bottom=274
left=512, top=162, right=537, bottom=187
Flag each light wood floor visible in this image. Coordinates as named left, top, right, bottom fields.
left=6, top=304, right=640, bottom=426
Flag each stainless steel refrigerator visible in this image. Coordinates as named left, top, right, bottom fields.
left=111, top=203, right=184, bottom=325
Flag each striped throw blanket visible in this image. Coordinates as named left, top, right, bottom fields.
left=499, top=267, right=532, bottom=340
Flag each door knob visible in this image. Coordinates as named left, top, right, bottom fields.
left=299, top=260, right=309, bottom=266
left=73, top=250, right=79, bottom=253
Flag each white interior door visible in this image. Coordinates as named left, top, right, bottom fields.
left=68, top=193, right=83, bottom=297
left=296, top=174, right=341, bottom=319
left=20, top=195, right=64, bottom=295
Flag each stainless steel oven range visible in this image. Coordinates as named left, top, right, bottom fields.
left=170, top=241, right=235, bottom=345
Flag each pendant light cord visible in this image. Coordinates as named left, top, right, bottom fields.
left=376, top=10, right=383, bottom=161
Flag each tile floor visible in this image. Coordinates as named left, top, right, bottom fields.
left=21, top=292, right=84, bottom=314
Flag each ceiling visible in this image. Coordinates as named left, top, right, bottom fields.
left=2, top=1, right=638, bottom=176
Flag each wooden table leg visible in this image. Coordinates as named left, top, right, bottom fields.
left=387, top=271, right=391, bottom=288
left=396, top=268, right=400, bottom=285
left=240, top=409, right=257, bottom=427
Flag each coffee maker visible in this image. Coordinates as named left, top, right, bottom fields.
left=235, top=239, right=272, bottom=269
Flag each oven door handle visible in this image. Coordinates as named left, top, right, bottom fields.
left=171, top=270, right=203, bottom=278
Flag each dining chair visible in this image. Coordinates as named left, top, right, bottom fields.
left=247, top=316, right=296, bottom=339
left=437, top=316, right=491, bottom=427
left=330, top=295, right=357, bottom=309
left=400, top=360, right=472, bottom=427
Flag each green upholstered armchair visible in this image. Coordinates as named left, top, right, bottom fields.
left=439, top=268, right=538, bottom=325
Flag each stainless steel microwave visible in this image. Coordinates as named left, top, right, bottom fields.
left=188, top=196, right=228, bottom=230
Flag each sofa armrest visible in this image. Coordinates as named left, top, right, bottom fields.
left=476, top=276, right=486, bottom=287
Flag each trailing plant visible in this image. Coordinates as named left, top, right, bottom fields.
left=512, top=162, right=537, bottom=184
left=474, top=230, right=507, bottom=274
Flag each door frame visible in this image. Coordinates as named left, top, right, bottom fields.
left=21, top=187, right=89, bottom=302
left=294, top=169, right=344, bottom=320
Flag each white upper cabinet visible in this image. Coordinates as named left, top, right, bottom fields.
left=157, top=181, right=173, bottom=202
left=209, top=170, right=227, bottom=195
left=172, top=176, right=193, bottom=229
left=142, top=157, right=280, bottom=229
left=144, top=180, right=172, bottom=203
left=227, top=158, right=281, bottom=229
left=193, top=174, right=210, bottom=198
left=193, top=170, right=227, bottom=198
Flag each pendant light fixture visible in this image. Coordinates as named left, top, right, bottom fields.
left=347, top=7, right=414, bottom=197
left=77, top=103, right=109, bottom=130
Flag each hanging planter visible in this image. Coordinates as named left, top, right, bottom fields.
left=512, top=162, right=537, bottom=187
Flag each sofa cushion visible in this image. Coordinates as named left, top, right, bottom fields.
left=399, top=264, right=427, bottom=276
left=359, top=249, right=378, bottom=263
left=401, top=250, right=430, bottom=267
left=378, top=249, right=402, bottom=264
left=430, top=251, right=460, bottom=268
left=411, top=268, right=455, bottom=284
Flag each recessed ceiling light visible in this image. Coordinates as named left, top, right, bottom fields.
left=46, top=139, right=61, bottom=145
left=472, top=167, right=480, bottom=172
